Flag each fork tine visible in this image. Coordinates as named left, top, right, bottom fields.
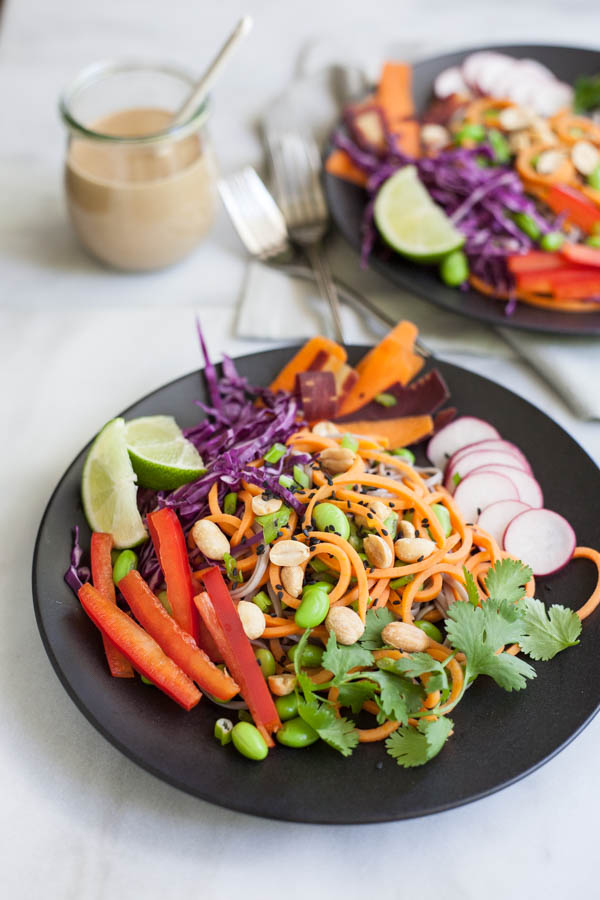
left=219, top=167, right=289, bottom=259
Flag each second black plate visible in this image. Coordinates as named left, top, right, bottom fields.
left=325, top=44, right=600, bottom=336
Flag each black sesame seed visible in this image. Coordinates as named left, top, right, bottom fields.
left=367, top=512, right=374, bottom=520
left=382, top=529, right=389, bottom=536
left=275, top=584, right=283, bottom=591
left=257, top=544, right=265, bottom=555
left=277, top=591, right=284, bottom=601
left=417, top=555, right=424, bottom=562
left=476, top=507, right=481, bottom=517
left=415, top=529, right=420, bottom=537
left=392, top=600, right=401, bottom=606
left=422, top=519, right=429, bottom=527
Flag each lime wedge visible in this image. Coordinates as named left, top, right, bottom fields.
left=81, top=418, right=147, bottom=549
left=124, top=415, right=206, bottom=490
left=374, top=165, right=465, bottom=262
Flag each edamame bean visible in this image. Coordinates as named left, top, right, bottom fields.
left=340, top=434, right=359, bottom=452
left=313, top=502, right=350, bottom=540
left=288, top=642, right=324, bottom=667
left=585, top=234, right=600, bottom=248
left=432, top=503, right=452, bottom=538
left=223, top=492, right=238, bottom=515
left=112, top=549, right=138, bottom=585
left=303, top=581, right=333, bottom=595
left=588, top=165, right=600, bottom=190
left=487, top=129, right=510, bottom=164
left=414, top=620, right=443, bottom=643
left=276, top=717, right=320, bottom=748
left=295, top=587, right=330, bottom=628
left=540, top=231, right=564, bottom=251
left=455, top=123, right=486, bottom=143
left=157, top=590, right=172, bottom=615
left=214, top=717, right=233, bottom=745
left=513, top=212, right=541, bottom=241
left=440, top=249, right=469, bottom=287
left=231, top=722, right=269, bottom=760
left=238, top=709, right=253, bottom=723
left=275, top=693, right=299, bottom=721
left=254, top=647, right=276, bottom=678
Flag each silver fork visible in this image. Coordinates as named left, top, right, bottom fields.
left=218, top=166, right=431, bottom=355
left=266, top=131, right=345, bottom=343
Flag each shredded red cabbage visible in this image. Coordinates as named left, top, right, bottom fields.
left=64, top=526, right=90, bottom=593
left=334, top=126, right=559, bottom=309
left=137, top=328, right=308, bottom=587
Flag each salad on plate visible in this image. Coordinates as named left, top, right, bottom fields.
left=65, top=323, right=600, bottom=767
left=326, top=53, right=600, bottom=314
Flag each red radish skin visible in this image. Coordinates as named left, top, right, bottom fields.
left=453, top=471, right=519, bottom=523
left=503, top=509, right=576, bottom=576
left=447, top=439, right=531, bottom=474
left=427, top=416, right=500, bottom=471
left=477, top=499, right=531, bottom=547
left=465, top=465, right=543, bottom=509
left=446, top=450, right=530, bottom=490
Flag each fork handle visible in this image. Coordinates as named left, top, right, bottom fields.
left=305, top=243, right=345, bottom=344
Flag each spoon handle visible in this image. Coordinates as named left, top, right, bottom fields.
left=173, top=16, right=253, bottom=125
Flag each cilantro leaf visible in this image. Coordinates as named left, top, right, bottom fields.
left=463, top=566, right=480, bottom=606
left=377, top=653, right=449, bottom=698
left=336, top=681, right=376, bottom=714
left=519, top=597, right=582, bottom=661
left=446, top=597, right=536, bottom=691
left=385, top=717, right=454, bottom=767
left=484, top=558, right=532, bottom=605
left=321, top=632, right=373, bottom=685
left=367, top=669, right=424, bottom=725
left=297, top=698, right=359, bottom=757
left=359, top=607, right=395, bottom=649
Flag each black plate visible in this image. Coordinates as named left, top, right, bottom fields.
left=325, top=44, right=600, bottom=336
left=32, top=346, right=600, bottom=823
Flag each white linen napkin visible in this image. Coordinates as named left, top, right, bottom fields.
left=236, top=50, right=600, bottom=419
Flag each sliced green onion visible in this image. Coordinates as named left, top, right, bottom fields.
left=374, top=392, right=397, bottom=408
left=223, top=492, right=238, bottom=515
left=255, top=505, right=292, bottom=543
left=278, top=474, right=294, bottom=489
left=214, top=717, right=234, bottom=746
left=585, top=234, right=600, bottom=247
left=340, top=433, right=359, bottom=451
left=264, top=442, right=287, bottom=464
left=388, top=447, right=415, bottom=464
left=390, top=575, right=413, bottom=590
left=452, top=472, right=462, bottom=487
left=293, top=464, right=309, bottom=489
left=252, top=590, right=271, bottom=613
left=224, top=552, right=243, bottom=584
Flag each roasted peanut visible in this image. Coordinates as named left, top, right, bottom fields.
left=280, top=565, right=304, bottom=598
left=191, top=519, right=230, bottom=560
left=363, top=534, right=394, bottom=569
left=237, top=600, right=266, bottom=640
left=394, top=536, right=436, bottom=563
left=318, top=446, right=356, bottom=475
left=381, top=621, right=431, bottom=652
left=325, top=606, right=365, bottom=645
left=251, top=494, right=282, bottom=517
left=269, top=540, right=310, bottom=567
left=267, top=674, right=297, bottom=696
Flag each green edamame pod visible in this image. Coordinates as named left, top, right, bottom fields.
left=223, top=492, right=238, bottom=515
left=276, top=717, right=320, bottom=748
left=414, top=620, right=443, bottom=643
left=112, top=549, right=138, bottom=585
left=231, top=722, right=269, bottom=760
left=513, top=212, right=541, bottom=241
left=254, top=647, right=276, bottom=678
left=432, top=503, right=452, bottom=538
left=540, top=231, right=564, bottom=251
left=288, top=642, right=324, bottom=668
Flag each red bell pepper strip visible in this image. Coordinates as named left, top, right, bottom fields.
left=78, top=583, right=201, bottom=710
left=119, top=570, right=239, bottom=700
left=90, top=533, right=134, bottom=678
left=147, top=508, right=197, bottom=639
left=507, top=252, right=566, bottom=275
left=560, top=243, right=600, bottom=268
left=195, top=569, right=281, bottom=745
left=544, top=185, right=600, bottom=234
left=516, top=267, right=600, bottom=298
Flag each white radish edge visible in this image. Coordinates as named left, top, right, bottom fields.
left=427, top=416, right=500, bottom=471
left=445, top=450, right=530, bottom=489
left=476, top=500, right=532, bottom=547
left=453, top=470, right=519, bottom=523
left=466, top=465, right=543, bottom=509
left=503, top=508, right=576, bottom=576
left=434, top=66, right=470, bottom=98
left=447, top=439, right=531, bottom=474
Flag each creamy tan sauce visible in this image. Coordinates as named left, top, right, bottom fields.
left=65, top=107, right=217, bottom=270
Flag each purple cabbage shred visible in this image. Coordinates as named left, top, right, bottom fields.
left=64, top=525, right=90, bottom=593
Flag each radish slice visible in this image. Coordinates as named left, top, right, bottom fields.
left=466, top=465, right=543, bottom=509
left=446, top=450, right=530, bottom=489
left=427, top=416, right=500, bottom=470
left=453, top=471, right=519, bottom=523
left=434, top=66, right=470, bottom=99
left=477, top=500, right=531, bottom=547
left=448, top=439, right=531, bottom=473
left=503, top=508, right=576, bottom=576
left=462, top=52, right=511, bottom=93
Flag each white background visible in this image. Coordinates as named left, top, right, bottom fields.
left=1, top=0, right=599, bottom=897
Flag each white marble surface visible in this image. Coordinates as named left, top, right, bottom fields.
left=1, top=0, right=600, bottom=896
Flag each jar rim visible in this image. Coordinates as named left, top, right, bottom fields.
left=59, top=59, right=210, bottom=144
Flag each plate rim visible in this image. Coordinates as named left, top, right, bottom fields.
left=31, top=345, right=600, bottom=823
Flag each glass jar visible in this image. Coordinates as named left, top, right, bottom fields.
left=60, top=61, right=218, bottom=271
